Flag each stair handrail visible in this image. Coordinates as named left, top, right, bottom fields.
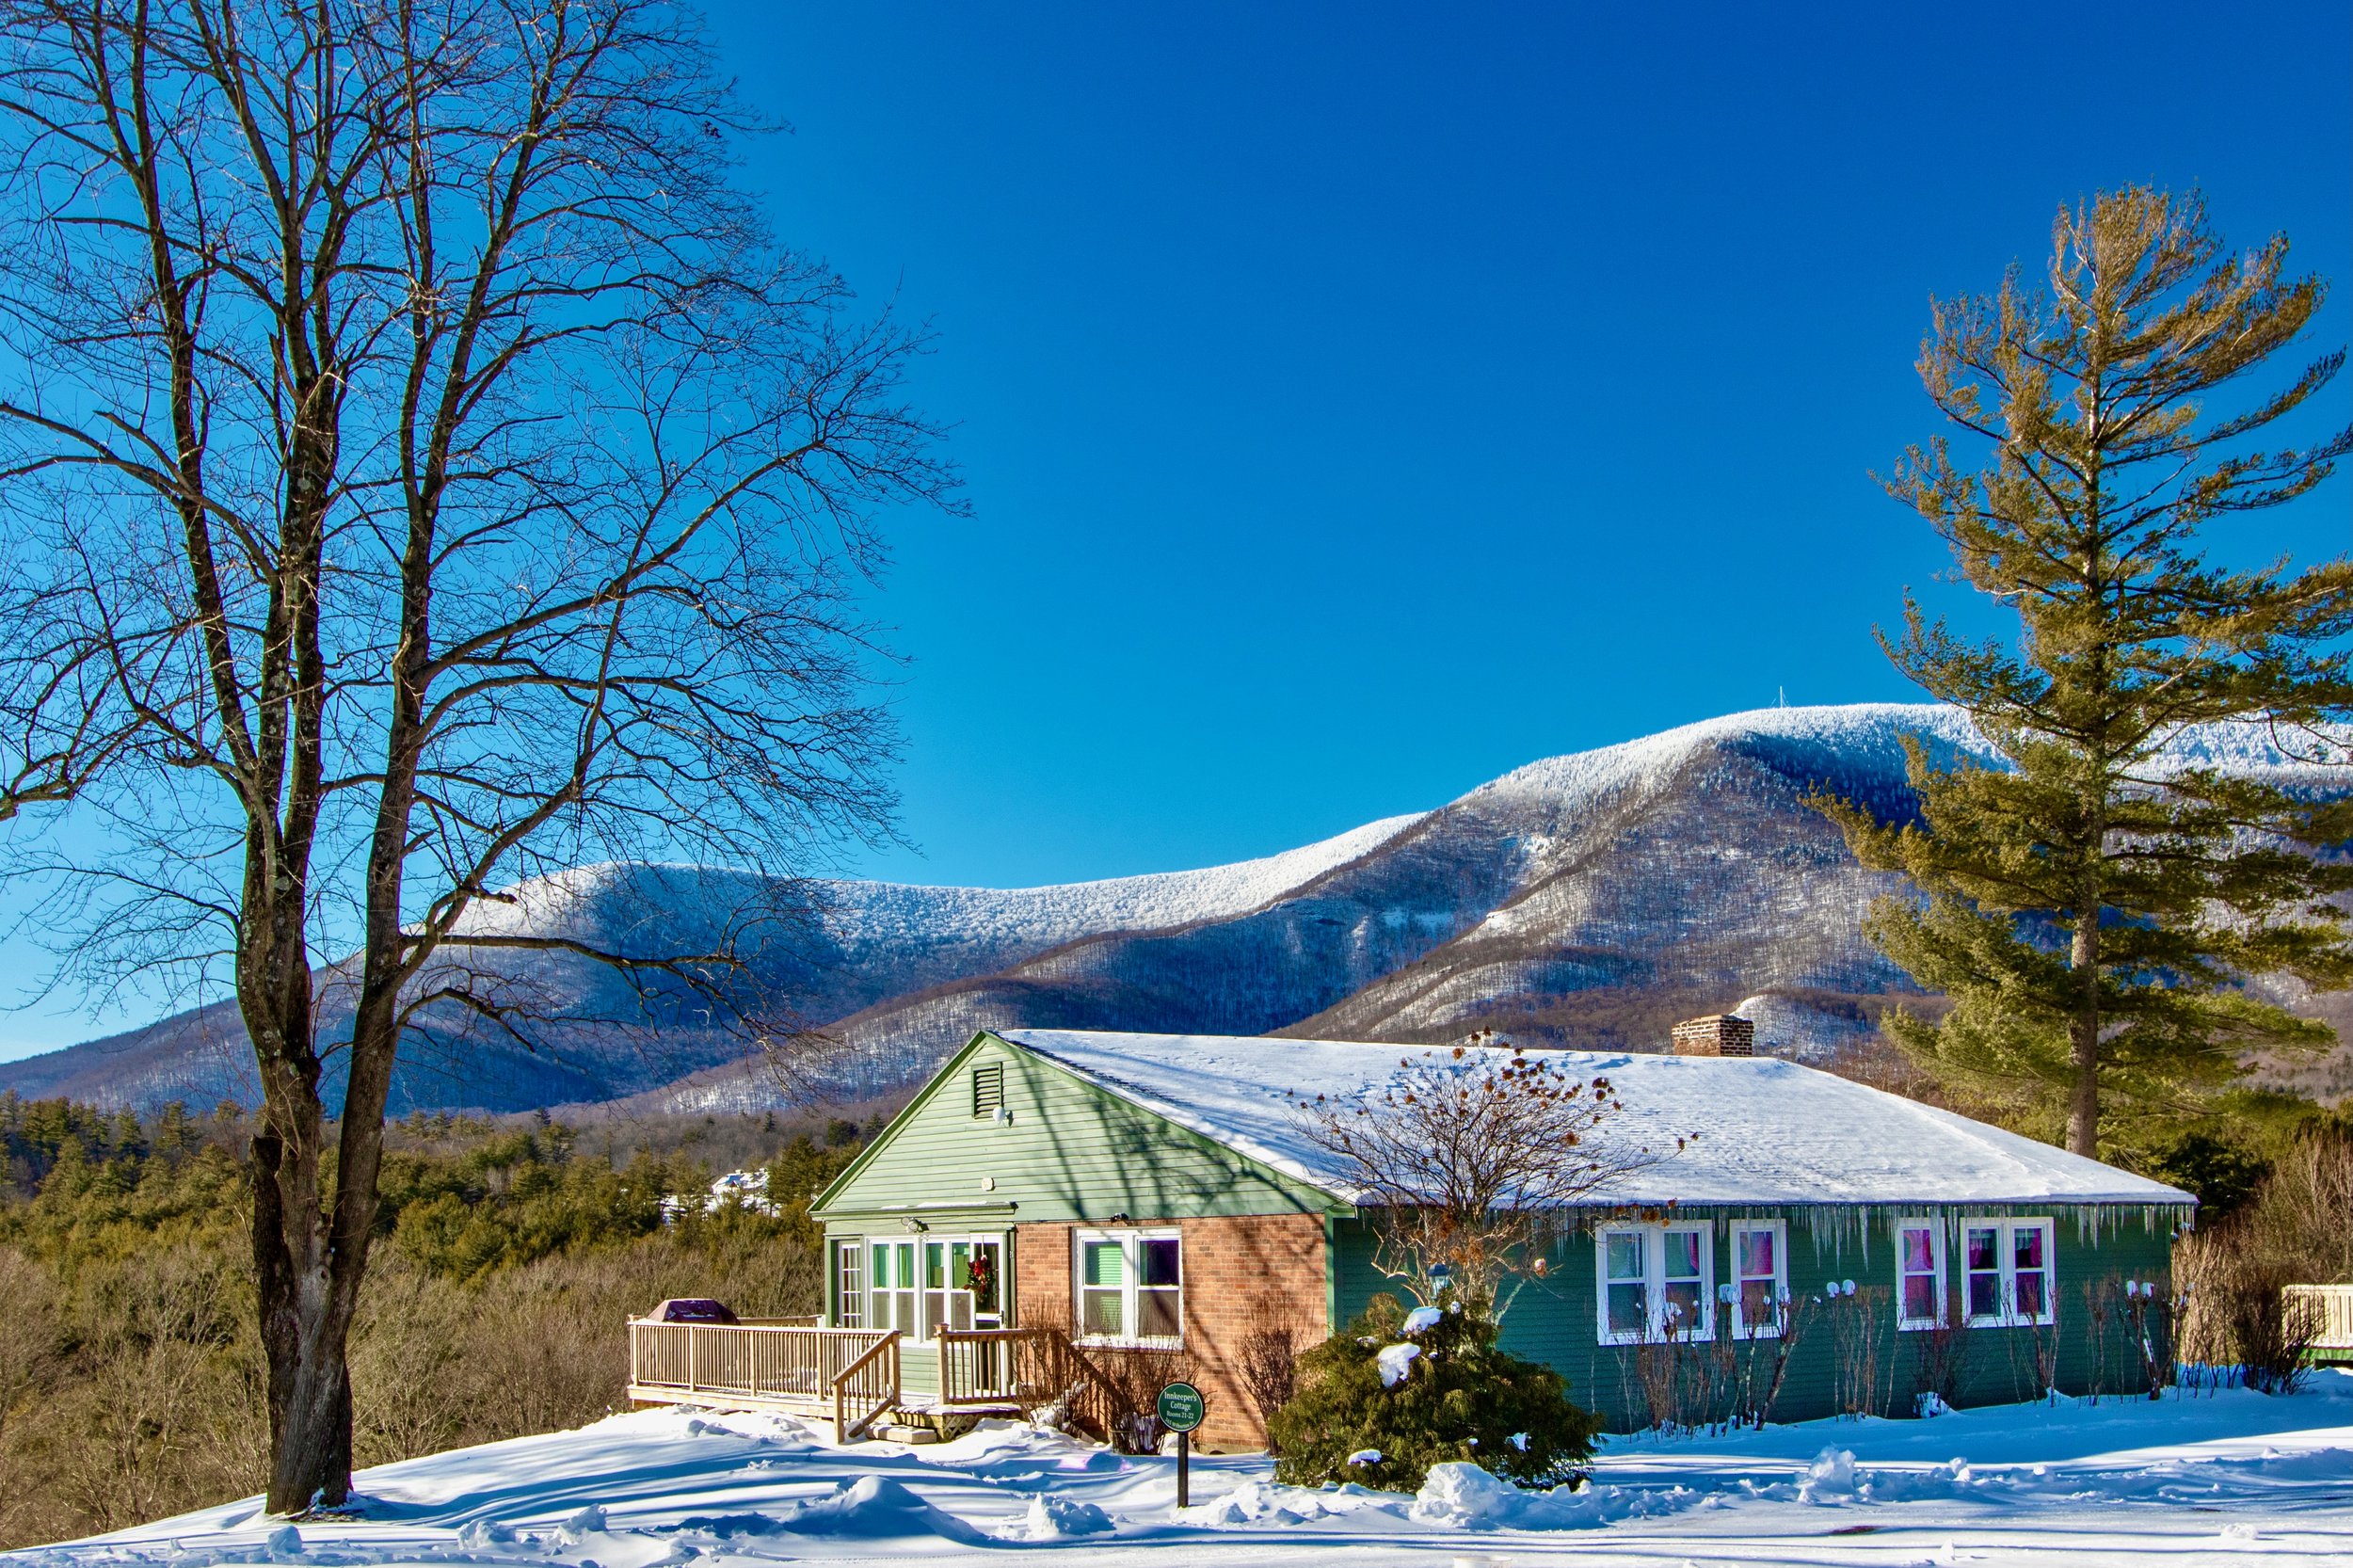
left=829, top=1328, right=901, bottom=1443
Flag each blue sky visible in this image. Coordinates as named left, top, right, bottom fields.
left=713, top=1, right=2353, bottom=892
left=1, top=3, right=2348, bottom=1058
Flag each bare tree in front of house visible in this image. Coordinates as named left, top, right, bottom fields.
left=0, top=0, right=952, bottom=1513
left=1291, top=1034, right=1685, bottom=1309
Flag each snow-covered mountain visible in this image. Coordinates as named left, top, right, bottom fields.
left=0, top=813, right=1423, bottom=1113
left=4, top=702, right=2344, bottom=1114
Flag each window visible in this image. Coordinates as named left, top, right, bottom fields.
left=832, top=1239, right=865, bottom=1329
left=1895, top=1220, right=1945, bottom=1331
left=2012, top=1222, right=2051, bottom=1321
left=1961, top=1219, right=2055, bottom=1328
left=971, top=1063, right=1005, bottom=1119
left=1140, top=1236, right=1181, bottom=1337
left=1729, top=1222, right=1787, bottom=1339
left=1603, top=1229, right=1647, bottom=1340
left=857, top=1235, right=1008, bottom=1341
left=923, top=1239, right=975, bottom=1337
left=1661, top=1227, right=1707, bottom=1335
left=1595, top=1224, right=1714, bottom=1344
left=869, top=1239, right=918, bottom=1336
left=1073, top=1227, right=1182, bottom=1345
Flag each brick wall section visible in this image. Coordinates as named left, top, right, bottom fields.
left=1014, top=1212, right=1328, bottom=1450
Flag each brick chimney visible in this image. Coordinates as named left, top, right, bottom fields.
left=1671, top=1014, right=1755, bottom=1057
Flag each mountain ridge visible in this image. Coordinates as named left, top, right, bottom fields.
left=5, top=702, right=2345, bottom=1114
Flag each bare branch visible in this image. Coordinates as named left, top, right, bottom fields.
left=1291, top=1032, right=1689, bottom=1310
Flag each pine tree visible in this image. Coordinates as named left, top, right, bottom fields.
left=1268, top=1291, right=1599, bottom=1491
left=1819, top=187, right=2353, bottom=1158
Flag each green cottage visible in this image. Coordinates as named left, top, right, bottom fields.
left=636, top=1027, right=2196, bottom=1448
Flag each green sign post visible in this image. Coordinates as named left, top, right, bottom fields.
left=1157, top=1381, right=1206, bottom=1507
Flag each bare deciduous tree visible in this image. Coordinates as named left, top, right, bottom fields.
left=1291, top=1034, right=1685, bottom=1308
left=0, top=0, right=952, bottom=1512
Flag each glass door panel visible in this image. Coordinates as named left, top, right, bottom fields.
left=969, top=1238, right=1004, bottom=1327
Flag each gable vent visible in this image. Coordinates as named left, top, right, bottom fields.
left=970, top=1063, right=1005, bottom=1119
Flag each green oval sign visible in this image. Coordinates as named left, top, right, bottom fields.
left=1156, top=1380, right=1205, bottom=1432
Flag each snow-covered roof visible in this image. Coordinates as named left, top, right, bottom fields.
left=995, top=1030, right=2194, bottom=1210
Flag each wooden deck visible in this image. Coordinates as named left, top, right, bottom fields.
left=626, top=1320, right=1132, bottom=1440
left=2287, top=1283, right=2353, bottom=1363
left=627, top=1320, right=901, bottom=1441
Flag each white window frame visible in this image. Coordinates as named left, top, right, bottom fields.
left=911, top=1231, right=1009, bottom=1340
left=1594, top=1222, right=1715, bottom=1345
left=1893, top=1218, right=1946, bottom=1332
left=1072, top=1226, right=1183, bottom=1347
left=1727, top=1220, right=1788, bottom=1340
left=1598, top=1224, right=1651, bottom=1346
left=1960, top=1217, right=2056, bottom=1329
left=831, top=1236, right=866, bottom=1329
left=868, top=1237, right=919, bottom=1338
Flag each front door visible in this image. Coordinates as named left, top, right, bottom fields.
left=924, top=1233, right=1012, bottom=1397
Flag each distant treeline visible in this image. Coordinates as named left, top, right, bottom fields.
left=0, top=1096, right=874, bottom=1549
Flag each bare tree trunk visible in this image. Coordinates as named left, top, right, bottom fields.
left=0, top=0, right=950, bottom=1513
left=253, top=1127, right=357, bottom=1512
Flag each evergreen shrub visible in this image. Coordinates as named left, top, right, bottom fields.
left=1267, top=1291, right=1599, bottom=1492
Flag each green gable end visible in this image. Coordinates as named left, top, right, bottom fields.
left=812, top=1031, right=1352, bottom=1224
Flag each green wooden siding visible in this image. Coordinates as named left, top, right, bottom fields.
left=814, top=1032, right=1347, bottom=1226
left=813, top=1032, right=1350, bottom=1388
left=1333, top=1206, right=2178, bottom=1432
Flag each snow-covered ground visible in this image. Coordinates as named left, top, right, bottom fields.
left=14, top=1373, right=2349, bottom=1567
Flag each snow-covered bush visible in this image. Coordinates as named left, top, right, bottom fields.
left=1267, top=1292, right=1598, bottom=1492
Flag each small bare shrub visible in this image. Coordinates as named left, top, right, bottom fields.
left=1630, top=1319, right=1706, bottom=1433
left=2076, top=1273, right=2169, bottom=1403
left=1622, top=1290, right=1818, bottom=1435
left=2124, top=1275, right=2175, bottom=1398
left=1908, top=1300, right=1973, bottom=1415
left=1089, top=1344, right=1198, bottom=1454
left=1733, top=1289, right=1817, bottom=1427
left=1829, top=1285, right=1893, bottom=1416
left=2176, top=1231, right=2319, bottom=1395
left=2001, top=1287, right=2059, bottom=1404
left=1235, top=1304, right=1306, bottom=1448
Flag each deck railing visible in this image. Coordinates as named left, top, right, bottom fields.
left=832, top=1333, right=900, bottom=1445
left=936, top=1327, right=1033, bottom=1405
left=628, top=1320, right=900, bottom=1439
left=2284, top=1283, right=2353, bottom=1350
left=936, top=1326, right=1128, bottom=1434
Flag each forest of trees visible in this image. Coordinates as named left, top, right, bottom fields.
left=0, top=1097, right=872, bottom=1548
